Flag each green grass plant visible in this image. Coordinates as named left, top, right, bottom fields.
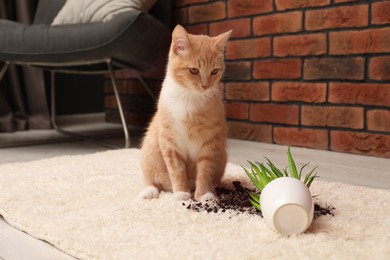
left=242, top=147, right=318, bottom=211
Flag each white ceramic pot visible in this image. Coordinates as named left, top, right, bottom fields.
left=260, top=177, right=314, bottom=235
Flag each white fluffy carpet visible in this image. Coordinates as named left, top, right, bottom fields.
left=0, top=149, right=389, bottom=259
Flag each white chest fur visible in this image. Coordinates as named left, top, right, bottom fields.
left=160, top=75, right=215, bottom=160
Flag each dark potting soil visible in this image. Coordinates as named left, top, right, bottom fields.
left=182, top=181, right=335, bottom=219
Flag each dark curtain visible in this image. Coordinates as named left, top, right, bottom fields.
left=0, top=0, right=50, bottom=132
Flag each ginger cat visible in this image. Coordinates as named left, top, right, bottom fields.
left=139, top=25, right=232, bottom=202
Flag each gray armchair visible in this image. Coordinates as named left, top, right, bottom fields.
left=0, top=0, right=171, bottom=148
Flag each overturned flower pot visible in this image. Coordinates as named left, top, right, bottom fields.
left=243, top=147, right=318, bottom=235
left=260, top=177, right=314, bottom=235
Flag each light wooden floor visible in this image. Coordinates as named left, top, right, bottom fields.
left=0, top=115, right=389, bottom=259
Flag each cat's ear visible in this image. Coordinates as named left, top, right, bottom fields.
left=172, top=25, right=190, bottom=55
left=213, top=30, right=232, bottom=51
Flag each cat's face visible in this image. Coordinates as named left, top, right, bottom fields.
left=168, top=25, right=232, bottom=93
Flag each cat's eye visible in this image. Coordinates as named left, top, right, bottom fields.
left=211, top=69, right=219, bottom=75
left=189, top=68, right=199, bottom=74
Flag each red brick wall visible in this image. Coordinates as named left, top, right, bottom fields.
left=172, top=0, right=390, bottom=158
left=105, top=59, right=166, bottom=128
left=106, top=0, right=390, bottom=158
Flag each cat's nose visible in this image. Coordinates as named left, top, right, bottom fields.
left=201, top=85, right=209, bottom=89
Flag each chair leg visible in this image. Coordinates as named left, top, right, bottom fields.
left=134, top=71, right=156, bottom=101
left=0, top=62, right=10, bottom=83
left=50, top=70, right=122, bottom=149
left=107, top=61, right=130, bottom=148
left=50, top=71, right=59, bottom=130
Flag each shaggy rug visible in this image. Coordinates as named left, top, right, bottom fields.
left=0, top=149, right=389, bottom=259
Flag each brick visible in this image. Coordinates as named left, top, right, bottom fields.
left=275, top=0, right=330, bottom=11
left=334, top=0, right=359, bottom=2
left=226, top=82, right=270, bottom=101
left=227, top=121, right=272, bottom=143
left=210, top=19, right=251, bottom=39
left=305, top=5, right=368, bottom=31
left=331, top=131, right=390, bottom=158
left=228, top=0, right=273, bottom=18
left=175, top=0, right=208, bottom=7
left=304, top=57, right=364, bottom=80
left=369, top=56, right=390, bottom=81
left=104, top=83, right=113, bottom=94
left=330, top=28, right=390, bottom=55
left=104, top=80, right=127, bottom=94
left=250, top=103, right=299, bottom=125
left=125, top=80, right=156, bottom=96
left=127, top=112, right=153, bottom=127
left=113, top=79, right=129, bottom=94
left=272, top=82, right=326, bottom=103
left=106, top=110, right=154, bottom=127
left=274, top=127, right=328, bottom=149
left=301, top=106, right=364, bottom=129
left=224, top=61, right=251, bottom=81
left=253, top=11, right=302, bottom=36
left=274, top=33, right=326, bottom=57
left=253, top=59, right=302, bottom=79
left=188, top=1, right=226, bottom=23
left=227, top=38, right=271, bottom=60
left=225, top=102, right=249, bottom=120
left=185, top=24, right=208, bottom=35
left=117, top=81, right=129, bottom=94
left=104, top=95, right=118, bottom=109
left=367, top=110, right=390, bottom=133
left=172, top=8, right=188, bottom=25
left=372, top=1, right=390, bottom=25
left=125, top=96, right=155, bottom=112
left=329, top=82, right=390, bottom=107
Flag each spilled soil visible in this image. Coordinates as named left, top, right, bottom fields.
left=183, top=181, right=335, bottom=219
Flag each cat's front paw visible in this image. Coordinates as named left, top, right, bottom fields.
left=198, top=192, right=218, bottom=202
left=139, top=185, right=160, bottom=200
left=174, top=191, right=192, bottom=200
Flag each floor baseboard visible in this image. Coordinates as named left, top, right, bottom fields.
left=0, top=113, right=144, bottom=148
